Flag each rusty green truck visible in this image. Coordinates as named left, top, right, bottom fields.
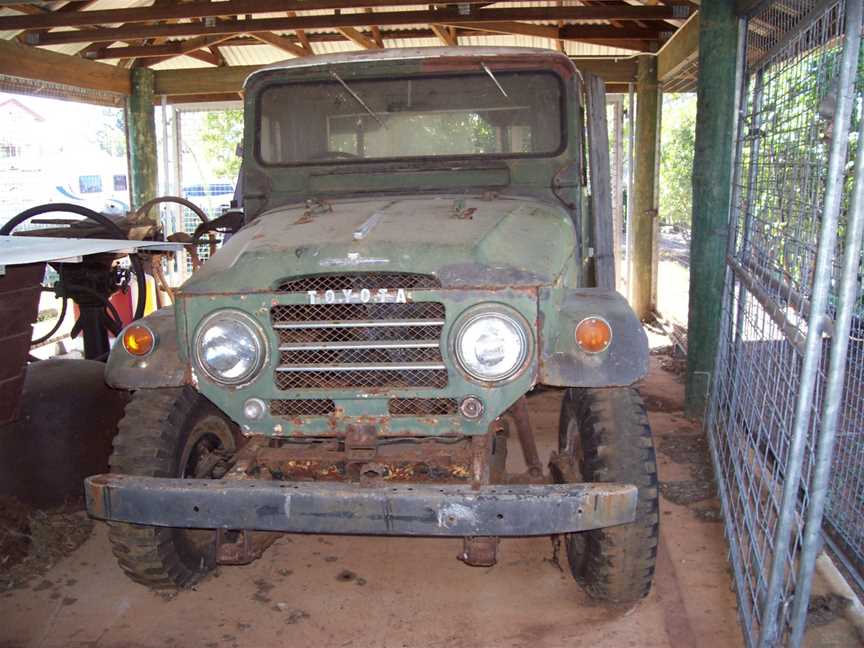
left=86, top=47, right=659, bottom=603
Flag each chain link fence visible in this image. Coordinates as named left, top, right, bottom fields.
left=706, top=0, right=864, bottom=645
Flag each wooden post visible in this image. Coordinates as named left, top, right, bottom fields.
left=685, top=2, right=739, bottom=416
left=126, top=68, right=158, bottom=211
left=630, top=54, right=659, bottom=320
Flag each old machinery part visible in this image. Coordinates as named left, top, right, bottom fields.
left=452, top=305, right=530, bottom=383
left=134, top=195, right=209, bottom=227
left=193, top=309, right=267, bottom=386
left=1, top=203, right=148, bottom=360
left=192, top=208, right=244, bottom=245
left=134, top=196, right=215, bottom=274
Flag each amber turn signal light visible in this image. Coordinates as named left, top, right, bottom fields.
left=122, top=324, right=156, bottom=356
left=575, top=317, right=612, bottom=354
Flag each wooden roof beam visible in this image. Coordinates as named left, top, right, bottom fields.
left=0, top=37, right=130, bottom=95
left=430, top=24, right=458, bottom=46
left=26, top=6, right=680, bottom=45
left=86, top=34, right=236, bottom=61
left=0, top=0, right=680, bottom=31
left=250, top=31, right=312, bottom=56
left=365, top=8, right=384, bottom=47
left=286, top=10, right=313, bottom=55
left=337, top=27, right=380, bottom=49
left=657, top=10, right=699, bottom=81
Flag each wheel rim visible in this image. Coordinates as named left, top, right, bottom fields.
left=174, top=415, right=236, bottom=563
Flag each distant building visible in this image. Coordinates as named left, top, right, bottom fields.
left=0, top=98, right=46, bottom=171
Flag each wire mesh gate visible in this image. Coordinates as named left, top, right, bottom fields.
left=706, top=0, right=864, bottom=645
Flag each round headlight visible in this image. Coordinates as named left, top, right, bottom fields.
left=195, top=310, right=266, bottom=385
left=454, top=310, right=529, bottom=382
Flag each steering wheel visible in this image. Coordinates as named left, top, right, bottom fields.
left=0, top=203, right=148, bottom=352
left=308, top=150, right=361, bottom=161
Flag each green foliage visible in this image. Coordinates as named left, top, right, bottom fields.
left=93, top=107, right=126, bottom=158
left=659, top=93, right=697, bottom=229
left=201, top=110, right=244, bottom=180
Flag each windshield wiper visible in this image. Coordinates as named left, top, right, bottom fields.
left=481, top=62, right=509, bottom=99
left=330, top=69, right=387, bottom=129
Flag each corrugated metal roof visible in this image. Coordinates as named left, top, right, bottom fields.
left=2, top=1, right=648, bottom=70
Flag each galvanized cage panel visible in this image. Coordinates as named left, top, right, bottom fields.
left=707, top=0, right=864, bottom=645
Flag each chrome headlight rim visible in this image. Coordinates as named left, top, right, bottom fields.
left=193, top=309, right=268, bottom=387
left=450, top=304, right=533, bottom=384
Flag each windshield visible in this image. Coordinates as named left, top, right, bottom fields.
left=257, top=70, right=564, bottom=165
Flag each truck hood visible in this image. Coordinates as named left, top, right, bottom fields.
left=181, top=195, right=577, bottom=294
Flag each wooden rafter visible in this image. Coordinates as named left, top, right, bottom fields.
left=337, top=27, right=380, bottom=49
left=14, top=0, right=98, bottom=46
left=365, top=9, right=384, bottom=48
left=250, top=31, right=311, bottom=57
left=23, top=6, right=679, bottom=45
left=452, top=21, right=559, bottom=40
left=1, top=0, right=678, bottom=31
left=286, top=11, right=313, bottom=55
left=430, top=24, right=457, bottom=47
left=85, top=34, right=237, bottom=62
left=138, top=35, right=236, bottom=67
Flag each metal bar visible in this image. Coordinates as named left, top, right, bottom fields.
left=273, top=319, right=445, bottom=330
left=757, top=1, right=862, bottom=643
left=85, top=474, right=639, bottom=537
left=276, top=362, right=447, bottom=372
left=509, top=397, right=543, bottom=478
left=727, top=256, right=806, bottom=354
left=788, top=8, right=864, bottom=641
left=279, top=339, right=440, bottom=351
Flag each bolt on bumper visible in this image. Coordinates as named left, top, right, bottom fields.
left=84, top=474, right=637, bottom=536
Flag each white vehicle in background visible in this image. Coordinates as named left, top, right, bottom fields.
left=51, top=163, right=130, bottom=216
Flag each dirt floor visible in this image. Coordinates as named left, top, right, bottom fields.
left=1, top=347, right=757, bottom=648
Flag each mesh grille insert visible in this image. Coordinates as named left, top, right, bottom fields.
left=275, top=368, right=448, bottom=390
left=276, top=272, right=441, bottom=293
left=270, top=399, right=336, bottom=417
left=389, top=398, right=459, bottom=416
left=272, top=302, right=444, bottom=324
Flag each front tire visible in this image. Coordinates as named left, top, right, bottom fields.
left=107, top=387, right=239, bottom=589
left=557, top=387, right=659, bottom=603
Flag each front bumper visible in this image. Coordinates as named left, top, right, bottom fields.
left=85, top=474, right=637, bottom=536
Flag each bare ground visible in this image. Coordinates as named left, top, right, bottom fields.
left=0, top=355, right=745, bottom=648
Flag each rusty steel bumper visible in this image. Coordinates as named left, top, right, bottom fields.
left=84, top=474, right=637, bottom=536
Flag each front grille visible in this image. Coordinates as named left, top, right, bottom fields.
left=276, top=272, right=441, bottom=293
left=272, top=301, right=448, bottom=390
left=389, top=398, right=459, bottom=416
left=271, top=399, right=336, bottom=417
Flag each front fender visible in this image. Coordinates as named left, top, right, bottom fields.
left=538, top=288, right=648, bottom=387
left=105, top=308, right=188, bottom=389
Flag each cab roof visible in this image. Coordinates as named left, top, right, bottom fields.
left=244, top=46, right=574, bottom=88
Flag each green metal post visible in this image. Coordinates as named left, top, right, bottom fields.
left=126, top=67, right=158, bottom=211
left=631, top=54, right=659, bottom=321
left=684, top=1, right=739, bottom=416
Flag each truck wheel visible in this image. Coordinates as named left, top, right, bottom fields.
left=107, top=387, right=239, bottom=589
left=557, top=387, right=659, bottom=603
